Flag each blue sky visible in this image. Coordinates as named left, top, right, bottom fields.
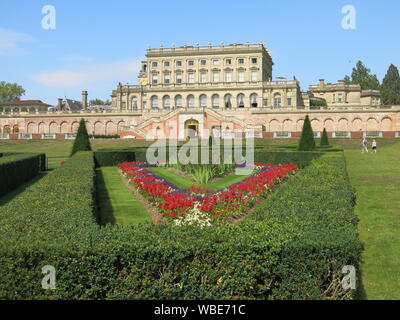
left=1, top=0, right=399, bottom=105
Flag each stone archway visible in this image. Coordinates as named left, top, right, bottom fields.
left=184, top=119, right=199, bottom=138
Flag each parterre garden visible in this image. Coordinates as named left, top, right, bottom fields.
left=0, top=134, right=370, bottom=300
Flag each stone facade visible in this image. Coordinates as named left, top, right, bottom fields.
left=0, top=43, right=399, bottom=139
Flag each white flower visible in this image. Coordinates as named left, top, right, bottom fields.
left=174, top=202, right=212, bottom=228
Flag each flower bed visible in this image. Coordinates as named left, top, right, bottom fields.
left=118, top=161, right=297, bottom=222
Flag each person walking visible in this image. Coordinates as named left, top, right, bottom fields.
left=362, top=138, right=369, bottom=153
left=372, top=139, right=377, bottom=154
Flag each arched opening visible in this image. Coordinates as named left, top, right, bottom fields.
left=163, top=95, right=170, bottom=109
left=3, top=125, right=11, bottom=134
left=175, top=95, right=183, bottom=108
left=151, top=95, right=158, bottom=109
left=250, top=93, right=258, bottom=107
left=184, top=119, right=199, bottom=138
left=212, top=94, right=220, bottom=108
left=187, top=95, right=195, bottom=108
left=274, top=93, right=282, bottom=108
left=199, top=94, right=207, bottom=108
left=237, top=94, right=245, bottom=108
left=224, top=94, right=232, bottom=109
left=131, top=96, right=138, bottom=110
left=12, top=125, right=19, bottom=133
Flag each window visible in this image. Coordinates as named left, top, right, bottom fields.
left=213, top=59, right=220, bottom=65
left=151, top=96, right=158, bottom=108
left=238, top=71, right=245, bottom=82
left=188, top=72, right=195, bottom=84
left=164, top=61, right=170, bottom=67
left=151, top=73, right=158, bottom=84
left=187, top=95, right=195, bottom=108
left=250, top=93, right=258, bottom=107
left=251, top=70, right=258, bottom=82
left=131, top=96, right=138, bottom=109
left=188, top=60, right=194, bottom=66
left=200, top=72, right=207, bottom=83
left=287, top=98, right=292, bottom=106
left=225, top=72, right=232, bottom=83
left=226, top=59, right=232, bottom=65
left=175, top=95, right=183, bottom=108
left=212, top=94, right=219, bottom=108
left=176, top=61, right=182, bottom=67
left=164, top=73, right=171, bottom=84
left=338, top=93, right=343, bottom=103
left=252, top=58, right=257, bottom=64
left=224, top=94, right=232, bottom=108
left=163, top=95, right=170, bottom=108
left=263, top=99, right=268, bottom=107
left=152, top=61, right=158, bottom=67
left=200, top=94, right=207, bottom=107
left=238, top=58, right=244, bottom=64
left=176, top=73, right=183, bottom=84
left=274, top=94, right=281, bottom=108
left=237, top=94, right=245, bottom=108
left=200, top=60, right=207, bottom=65
left=213, top=71, right=219, bottom=83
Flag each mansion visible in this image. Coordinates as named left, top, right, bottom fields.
left=0, top=42, right=399, bottom=139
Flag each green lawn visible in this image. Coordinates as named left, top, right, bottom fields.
left=344, top=142, right=400, bottom=299
left=96, top=166, right=151, bottom=226
left=148, top=167, right=248, bottom=190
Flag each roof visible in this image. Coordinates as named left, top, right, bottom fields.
left=63, top=99, right=82, bottom=111
left=0, top=100, right=52, bottom=107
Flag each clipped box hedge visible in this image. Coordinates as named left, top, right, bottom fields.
left=94, top=151, right=136, bottom=167
left=0, top=152, right=45, bottom=197
left=0, top=151, right=363, bottom=299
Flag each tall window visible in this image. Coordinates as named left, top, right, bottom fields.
left=200, top=72, right=207, bottom=83
left=251, top=70, right=258, bottom=82
left=250, top=93, right=258, bottom=107
left=164, top=73, right=171, bottom=84
left=175, top=95, right=183, bottom=108
left=131, top=96, right=138, bottom=109
left=224, top=94, right=232, bottom=108
left=225, top=71, right=232, bottom=83
left=287, top=98, right=292, bottom=106
left=151, top=73, right=158, bottom=84
left=274, top=94, right=282, bottom=108
left=338, top=93, right=343, bottom=103
left=151, top=96, right=158, bottom=108
left=213, top=71, right=220, bottom=83
left=237, top=94, right=245, bottom=108
left=238, top=71, right=245, bottom=82
left=188, top=72, right=195, bottom=84
left=187, top=95, right=195, bottom=108
left=212, top=94, right=220, bottom=108
left=163, top=95, right=170, bottom=108
left=200, top=94, right=207, bottom=107
left=176, top=73, right=183, bottom=84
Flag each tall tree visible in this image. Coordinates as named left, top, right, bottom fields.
left=0, top=81, right=25, bottom=102
left=381, top=64, right=400, bottom=105
left=298, top=115, right=316, bottom=151
left=344, top=60, right=380, bottom=90
left=320, top=128, right=330, bottom=147
left=70, top=119, right=92, bottom=156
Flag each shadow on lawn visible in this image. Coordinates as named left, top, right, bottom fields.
left=95, top=169, right=116, bottom=226
left=0, top=172, right=48, bottom=206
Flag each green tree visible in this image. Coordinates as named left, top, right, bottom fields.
left=89, top=99, right=105, bottom=105
left=70, top=119, right=92, bottom=156
left=344, top=60, right=380, bottom=90
left=298, top=115, right=316, bottom=151
left=0, top=81, right=25, bottom=102
left=320, top=128, right=329, bottom=147
left=381, top=64, right=400, bottom=105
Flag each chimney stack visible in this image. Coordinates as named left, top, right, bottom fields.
left=82, top=90, right=88, bottom=110
left=57, top=98, right=63, bottom=110
left=319, top=79, right=325, bottom=87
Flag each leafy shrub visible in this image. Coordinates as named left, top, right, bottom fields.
left=298, top=115, right=316, bottom=151
left=94, top=151, right=135, bottom=167
left=88, top=134, right=120, bottom=139
left=0, top=151, right=363, bottom=300
left=0, top=153, right=45, bottom=197
left=70, top=118, right=92, bottom=156
left=320, top=128, right=330, bottom=147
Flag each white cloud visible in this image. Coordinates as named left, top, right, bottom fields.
left=0, top=28, right=35, bottom=56
left=32, top=59, right=141, bottom=88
